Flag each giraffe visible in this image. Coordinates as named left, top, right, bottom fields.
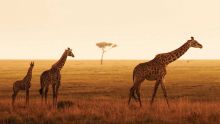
left=12, top=62, right=34, bottom=107
left=39, top=48, right=74, bottom=106
left=128, top=37, right=203, bottom=107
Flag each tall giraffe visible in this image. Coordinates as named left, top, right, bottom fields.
left=12, top=62, right=34, bottom=107
left=39, top=48, right=74, bottom=106
left=128, top=37, right=203, bottom=107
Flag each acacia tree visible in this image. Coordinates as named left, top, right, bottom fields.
left=96, top=42, right=117, bottom=65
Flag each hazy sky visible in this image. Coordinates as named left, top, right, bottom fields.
left=0, top=0, right=219, bottom=60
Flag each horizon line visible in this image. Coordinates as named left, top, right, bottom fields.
left=0, top=59, right=219, bottom=61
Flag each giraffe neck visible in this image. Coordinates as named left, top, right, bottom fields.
left=51, top=50, right=68, bottom=70
left=164, top=41, right=190, bottom=65
left=23, top=66, right=33, bottom=82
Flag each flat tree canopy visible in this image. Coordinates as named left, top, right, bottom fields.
left=96, top=42, right=117, bottom=49
left=96, top=42, right=117, bottom=64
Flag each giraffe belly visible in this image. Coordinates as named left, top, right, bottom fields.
left=145, top=75, right=158, bottom=81
left=41, top=69, right=61, bottom=86
left=48, top=77, right=58, bottom=85
left=144, top=67, right=166, bottom=81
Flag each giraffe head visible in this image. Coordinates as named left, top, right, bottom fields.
left=66, top=47, right=75, bottom=58
left=188, top=37, right=203, bottom=49
left=30, top=62, right=34, bottom=67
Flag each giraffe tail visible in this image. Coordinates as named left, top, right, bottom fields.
left=39, top=88, right=43, bottom=96
left=39, top=76, right=44, bottom=96
left=12, top=84, right=15, bottom=92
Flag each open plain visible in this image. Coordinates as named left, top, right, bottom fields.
left=0, top=60, right=220, bottom=124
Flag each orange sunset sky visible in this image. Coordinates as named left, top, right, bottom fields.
left=0, top=0, right=219, bottom=60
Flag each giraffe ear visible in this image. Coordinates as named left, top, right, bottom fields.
left=32, top=62, right=34, bottom=65
left=191, top=37, right=194, bottom=40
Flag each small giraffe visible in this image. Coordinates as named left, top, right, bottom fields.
left=12, top=62, right=34, bottom=107
left=39, top=48, right=74, bottom=106
left=128, top=37, right=203, bottom=107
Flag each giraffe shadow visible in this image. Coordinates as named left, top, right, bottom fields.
left=57, top=100, right=74, bottom=109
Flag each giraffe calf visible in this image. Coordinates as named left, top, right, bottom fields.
left=12, top=62, right=34, bottom=107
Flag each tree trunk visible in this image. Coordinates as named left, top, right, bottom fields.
left=100, top=51, right=104, bottom=65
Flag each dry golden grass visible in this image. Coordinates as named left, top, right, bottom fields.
left=0, top=98, right=220, bottom=124
left=0, top=60, right=220, bottom=124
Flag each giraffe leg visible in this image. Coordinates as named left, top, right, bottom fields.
left=128, top=77, right=144, bottom=106
left=40, top=77, right=45, bottom=105
left=52, top=84, right=56, bottom=107
left=129, top=84, right=139, bottom=104
left=45, top=86, right=49, bottom=104
left=128, top=86, right=134, bottom=105
left=137, top=84, right=142, bottom=107
left=150, top=80, right=160, bottom=105
left=26, top=89, right=29, bottom=106
left=161, top=79, right=170, bottom=107
left=132, top=84, right=139, bottom=101
left=39, top=85, right=44, bottom=105
left=133, top=79, right=144, bottom=101
left=55, top=83, right=60, bottom=106
left=12, top=89, right=19, bottom=107
left=40, top=86, right=45, bottom=105
left=128, top=76, right=138, bottom=105
left=41, top=88, right=44, bottom=105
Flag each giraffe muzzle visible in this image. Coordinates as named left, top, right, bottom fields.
left=199, top=44, right=203, bottom=49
